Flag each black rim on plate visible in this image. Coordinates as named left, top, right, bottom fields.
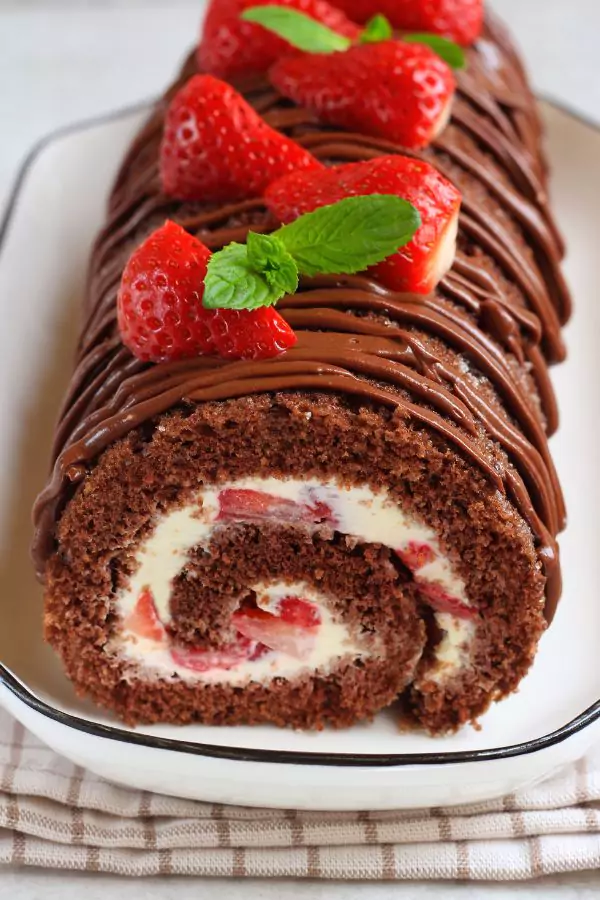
left=1, top=98, right=599, bottom=768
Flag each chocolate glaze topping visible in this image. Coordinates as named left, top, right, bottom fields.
left=32, top=16, right=569, bottom=622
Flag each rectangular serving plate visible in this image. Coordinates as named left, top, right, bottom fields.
left=0, top=100, right=598, bottom=809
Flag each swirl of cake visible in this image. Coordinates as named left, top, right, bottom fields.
left=33, top=2, right=569, bottom=734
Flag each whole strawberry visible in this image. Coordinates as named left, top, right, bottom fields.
left=270, top=40, right=456, bottom=150
left=198, top=0, right=360, bottom=80
left=160, top=74, right=322, bottom=203
left=265, top=156, right=462, bottom=294
left=333, top=0, right=483, bottom=45
left=117, top=221, right=297, bottom=362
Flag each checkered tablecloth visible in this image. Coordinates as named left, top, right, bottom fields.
left=1, top=706, right=599, bottom=879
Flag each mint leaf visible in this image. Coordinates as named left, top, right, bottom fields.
left=360, top=14, right=393, bottom=44
left=246, top=231, right=298, bottom=297
left=275, top=195, right=421, bottom=278
left=241, top=5, right=351, bottom=53
left=203, top=242, right=285, bottom=311
left=403, top=33, right=466, bottom=69
left=203, top=196, right=422, bottom=311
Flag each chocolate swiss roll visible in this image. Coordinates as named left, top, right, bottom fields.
left=33, top=8, right=569, bottom=734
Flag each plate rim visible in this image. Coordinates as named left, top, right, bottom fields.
left=1, top=95, right=599, bottom=769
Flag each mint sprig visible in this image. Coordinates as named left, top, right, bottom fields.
left=403, top=33, right=466, bottom=69
left=361, top=14, right=393, bottom=44
left=246, top=231, right=299, bottom=296
left=241, top=5, right=351, bottom=53
left=276, top=195, right=419, bottom=277
left=203, top=195, right=421, bottom=311
left=240, top=6, right=465, bottom=69
left=203, top=243, right=277, bottom=311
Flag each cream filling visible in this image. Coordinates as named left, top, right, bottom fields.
left=115, top=581, right=367, bottom=686
left=112, top=477, right=475, bottom=684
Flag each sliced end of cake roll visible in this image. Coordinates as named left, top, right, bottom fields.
left=42, top=386, right=553, bottom=733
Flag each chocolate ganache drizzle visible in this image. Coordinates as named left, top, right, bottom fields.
left=33, top=16, right=569, bottom=621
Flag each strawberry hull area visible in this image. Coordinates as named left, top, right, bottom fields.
left=33, top=12, right=568, bottom=735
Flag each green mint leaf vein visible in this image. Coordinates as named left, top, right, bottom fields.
left=241, top=5, right=351, bottom=53
left=274, top=195, right=421, bottom=278
left=360, top=14, right=393, bottom=44
left=203, top=242, right=285, bottom=311
left=403, top=33, right=466, bottom=69
left=246, top=231, right=299, bottom=297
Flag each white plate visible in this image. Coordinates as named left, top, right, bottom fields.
left=0, top=100, right=598, bottom=811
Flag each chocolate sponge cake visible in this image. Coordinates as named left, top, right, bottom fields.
left=33, top=2, right=569, bottom=734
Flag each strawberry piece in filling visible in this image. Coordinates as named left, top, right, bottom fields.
left=217, top=489, right=333, bottom=526
left=396, top=543, right=475, bottom=619
left=278, top=596, right=322, bottom=628
left=397, top=540, right=436, bottom=571
left=416, top=581, right=476, bottom=619
left=124, top=587, right=165, bottom=642
left=171, top=636, right=270, bottom=673
left=232, top=597, right=321, bottom=660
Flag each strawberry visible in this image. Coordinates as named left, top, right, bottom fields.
left=171, top=636, right=264, bottom=673
left=417, top=581, right=476, bottom=619
left=397, top=541, right=436, bottom=571
left=278, top=596, right=322, bottom=627
left=124, top=587, right=165, bottom=643
left=217, top=489, right=332, bottom=524
left=160, top=74, right=322, bottom=203
left=265, top=156, right=461, bottom=294
left=117, top=221, right=297, bottom=362
left=118, top=220, right=217, bottom=362
left=232, top=605, right=319, bottom=660
left=198, top=0, right=361, bottom=80
left=270, top=40, right=456, bottom=151
left=208, top=307, right=297, bottom=361
left=332, top=0, right=483, bottom=45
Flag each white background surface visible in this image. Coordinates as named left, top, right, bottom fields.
left=0, top=0, right=599, bottom=895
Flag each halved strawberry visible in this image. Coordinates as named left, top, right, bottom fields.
left=118, top=221, right=298, bottom=363
left=232, top=606, right=319, bottom=660
left=266, top=156, right=461, bottom=294
left=217, top=489, right=333, bottom=525
left=397, top=541, right=436, bottom=571
left=198, top=0, right=361, bottom=80
left=160, top=74, right=321, bottom=203
left=417, top=581, right=476, bottom=619
left=124, top=587, right=165, bottom=642
left=332, top=0, right=483, bottom=46
left=171, top=635, right=265, bottom=673
left=270, top=40, right=456, bottom=151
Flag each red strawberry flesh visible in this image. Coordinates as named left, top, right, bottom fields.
left=332, top=0, right=483, bottom=45
left=279, top=596, right=322, bottom=627
left=117, top=221, right=297, bottom=363
left=198, top=0, right=361, bottom=80
left=217, top=489, right=333, bottom=525
left=270, top=40, right=456, bottom=151
left=160, top=74, right=322, bottom=203
left=117, top=221, right=217, bottom=362
left=397, top=541, right=436, bottom=570
left=232, top=604, right=319, bottom=660
left=171, top=635, right=265, bottom=673
left=208, top=307, right=297, bottom=360
left=124, top=587, right=165, bottom=642
left=266, top=156, right=461, bottom=293
left=417, top=581, right=476, bottom=619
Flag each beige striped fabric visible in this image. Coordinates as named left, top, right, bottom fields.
left=1, top=707, right=599, bottom=880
